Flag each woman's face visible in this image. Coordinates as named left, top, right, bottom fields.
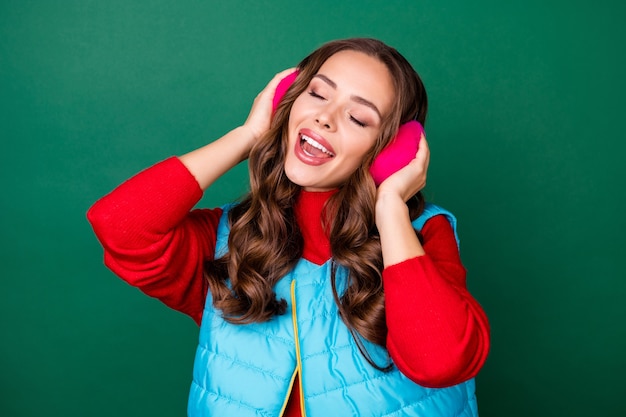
left=285, top=50, right=395, bottom=191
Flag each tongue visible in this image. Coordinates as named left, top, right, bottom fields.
left=302, top=140, right=329, bottom=158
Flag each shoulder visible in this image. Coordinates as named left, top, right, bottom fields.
left=412, top=203, right=460, bottom=248
left=412, top=203, right=457, bottom=232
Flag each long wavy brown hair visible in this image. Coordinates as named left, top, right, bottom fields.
left=205, top=38, right=428, bottom=369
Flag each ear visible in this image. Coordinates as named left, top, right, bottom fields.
left=369, top=120, right=423, bottom=186
left=272, top=70, right=299, bottom=112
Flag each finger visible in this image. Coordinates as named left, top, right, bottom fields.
left=252, top=68, right=298, bottom=107
left=418, top=133, right=428, bottom=154
left=274, top=67, right=298, bottom=81
left=266, top=67, right=298, bottom=94
left=415, top=135, right=430, bottom=167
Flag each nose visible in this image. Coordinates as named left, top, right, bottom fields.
left=315, top=106, right=337, bottom=131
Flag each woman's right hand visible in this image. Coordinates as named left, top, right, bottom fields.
left=242, top=68, right=298, bottom=144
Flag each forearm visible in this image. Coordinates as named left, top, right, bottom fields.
left=179, top=125, right=257, bottom=190
left=376, top=192, right=424, bottom=266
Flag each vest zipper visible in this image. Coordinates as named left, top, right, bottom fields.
left=290, top=279, right=307, bottom=417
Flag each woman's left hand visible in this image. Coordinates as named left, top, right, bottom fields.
left=374, top=134, right=430, bottom=265
left=376, top=133, right=430, bottom=204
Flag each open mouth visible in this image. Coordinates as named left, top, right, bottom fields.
left=300, top=134, right=335, bottom=158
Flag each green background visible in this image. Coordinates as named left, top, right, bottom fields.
left=2, top=0, right=624, bottom=415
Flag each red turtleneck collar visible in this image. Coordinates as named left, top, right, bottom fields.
left=294, top=189, right=337, bottom=265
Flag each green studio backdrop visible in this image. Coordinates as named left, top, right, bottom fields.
left=1, top=1, right=624, bottom=416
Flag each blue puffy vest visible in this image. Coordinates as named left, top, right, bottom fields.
left=188, top=203, right=479, bottom=416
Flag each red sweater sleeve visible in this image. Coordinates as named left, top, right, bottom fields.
left=383, top=215, right=490, bottom=388
left=87, top=157, right=222, bottom=325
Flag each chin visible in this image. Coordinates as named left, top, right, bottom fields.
left=284, top=169, right=312, bottom=189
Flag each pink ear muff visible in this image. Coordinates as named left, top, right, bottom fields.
left=369, top=120, right=423, bottom=186
left=272, top=70, right=299, bottom=112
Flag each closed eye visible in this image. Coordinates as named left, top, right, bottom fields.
left=308, top=90, right=326, bottom=100
left=350, top=115, right=366, bottom=127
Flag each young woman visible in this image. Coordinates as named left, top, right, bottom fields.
left=88, top=38, right=490, bottom=416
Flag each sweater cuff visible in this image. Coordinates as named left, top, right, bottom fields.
left=141, top=156, right=204, bottom=213
left=88, top=156, right=205, bottom=239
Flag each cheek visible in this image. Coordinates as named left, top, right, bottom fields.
left=344, top=133, right=378, bottom=164
left=289, top=96, right=307, bottom=122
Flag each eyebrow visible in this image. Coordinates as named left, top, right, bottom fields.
left=313, top=74, right=383, bottom=120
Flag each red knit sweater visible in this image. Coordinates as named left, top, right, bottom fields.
left=87, top=157, right=490, bottom=416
